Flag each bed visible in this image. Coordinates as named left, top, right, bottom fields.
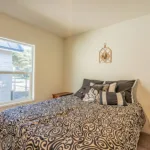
left=0, top=95, right=145, bottom=150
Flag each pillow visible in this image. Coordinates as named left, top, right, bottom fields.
left=83, top=88, right=99, bottom=102
left=82, top=83, right=117, bottom=102
left=105, top=80, right=136, bottom=103
left=74, top=86, right=90, bottom=99
left=99, top=91, right=127, bottom=106
left=90, top=82, right=109, bottom=91
left=74, top=79, right=104, bottom=99
left=90, top=82, right=117, bottom=92
left=108, top=82, right=117, bottom=92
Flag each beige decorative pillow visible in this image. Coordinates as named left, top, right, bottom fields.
left=108, top=82, right=117, bottom=92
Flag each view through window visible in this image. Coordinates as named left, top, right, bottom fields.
left=0, top=38, right=34, bottom=105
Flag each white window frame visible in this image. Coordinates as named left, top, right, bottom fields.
left=0, top=37, right=35, bottom=107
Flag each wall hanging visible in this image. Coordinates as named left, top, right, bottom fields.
left=99, top=43, right=112, bottom=63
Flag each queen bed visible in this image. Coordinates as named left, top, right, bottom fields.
left=0, top=79, right=146, bottom=150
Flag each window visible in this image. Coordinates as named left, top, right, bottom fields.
left=0, top=38, right=34, bottom=105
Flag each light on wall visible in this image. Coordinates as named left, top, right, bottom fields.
left=99, top=43, right=112, bottom=63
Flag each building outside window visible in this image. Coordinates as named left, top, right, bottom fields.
left=0, top=38, right=34, bottom=105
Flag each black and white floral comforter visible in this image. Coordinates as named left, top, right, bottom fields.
left=0, top=95, right=145, bottom=150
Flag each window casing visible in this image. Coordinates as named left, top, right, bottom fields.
left=0, top=38, right=34, bottom=106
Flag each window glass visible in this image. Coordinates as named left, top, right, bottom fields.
left=0, top=38, right=34, bottom=104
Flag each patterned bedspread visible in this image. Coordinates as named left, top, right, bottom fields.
left=0, top=95, right=145, bottom=150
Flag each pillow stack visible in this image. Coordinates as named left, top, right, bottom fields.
left=75, top=79, right=136, bottom=106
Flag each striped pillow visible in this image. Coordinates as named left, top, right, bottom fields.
left=90, top=82, right=117, bottom=92
left=99, top=91, right=127, bottom=106
left=108, top=83, right=117, bottom=92
left=105, top=80, right=136, bottom=103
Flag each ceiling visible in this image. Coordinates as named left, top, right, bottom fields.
left=0, top=0, right=150, bottom=38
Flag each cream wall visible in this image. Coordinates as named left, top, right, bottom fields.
left=0, top=13, right=64, bottom=109
left=64, top=14, right=150, bottom=133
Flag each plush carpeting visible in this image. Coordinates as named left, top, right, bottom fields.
left=138, top=132, right=150, bottom=150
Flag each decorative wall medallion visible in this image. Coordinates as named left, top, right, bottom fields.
left=99, top=43, right=112, bottom=63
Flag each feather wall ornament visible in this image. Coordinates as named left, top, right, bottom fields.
left=99, top=43, right=112, bottom=63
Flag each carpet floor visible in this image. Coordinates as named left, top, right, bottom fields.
left=138, top=132, right=150, bottom=150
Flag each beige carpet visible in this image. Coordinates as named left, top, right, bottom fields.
left=138, top=132, right=150, bottom=150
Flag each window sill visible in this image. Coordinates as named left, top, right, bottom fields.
left=0, top=99, right=34, bottom=108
